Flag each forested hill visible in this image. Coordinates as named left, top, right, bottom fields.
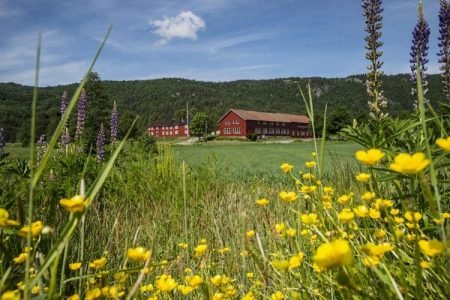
left=0, top=74, right=445, bottom=142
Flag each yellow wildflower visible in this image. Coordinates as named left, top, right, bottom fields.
left=300, top=185, right=317, bottom=194
left=323, top=186, right=334, bottom=194
left=1, top=291, right=20, bottom=300
left=243, top=291, right=256, bottom=300
left=59, top=195, right=88, bottom=213
left=156, top=274, right=178, bottom=292
left=418, top=240, right=444, bottom=257
left=69, top=262, right=81, bottom=271
left=302, top=172, right=315, bottom=180
left=127, top=247, right=151, bottom=262
left=178, top=242, right=188, bottom=249
left=67, top=294, right=80, bottom=300
left=89, top=257, right=107, bottom=269
left=280, top=163, right=293, bottom=173
left=390, top=208, right=400, bottom=215
left=404, top=211, right=422, bottom=223
left=210, top=275, right=230, bottom=286
left=375, top=229, right=387, bottom=239
left=289, top=252, right=305, bottom=269
left=246, top=230, right=255, bottom=238
left=114, top=272, right=128, bottom=282
left=353, top=205, right=369, bottom=218
left=275, top=223, right=285, bottom=234
left=271, top=291, right=284, bottom=300
left=313, top=239, right=353, bottom=272
left=194, top=243, right=208, bottom=257
left=212, top=292, right=226, bottom=300
left=356, top=173, right=371, bottom=182
left=420, top=261, right=431, bottom=269
left=363, top=255, right=380, bottom=267
left=279, top=191, right=298, bottom=203
left=436, top=137, right=450, bottom=152
left=286, top=228, right=297, bottom=237
left=246, top=272, right=254, bottom=278
left=271, top=259, right=290, bottom=271
left=256, top=198, right=269, bottom=206
left=140, top=284, right=154, bottom=293
left=337, top=194, right=352, bottom=204
left=0, top=209, right=20, bottom=228
left=369, top=208, right=381, bottom=219
left=13, top=253, right=28, bottom=264
left=300, top=213, right=319, bottom=225
left=18, top=221, right=44, bottom=238
left=390, top=152, right=430, bottom=174
left=178, top=285, right=194, bottom=295
left=338, top=209, right=355, bottom=223
left=355, top=149, right=384, bottom=166
left=31, top=285, right=40, bottom=295
left=394, top=217, right=405, bottom=224
left=185, top=274, right=203, bottom=288
left=305, top=161, right=316, bottom=168
left=362, top=191, right=376, bottom=201
left=362, top=243, right=394, bottom=257
left=85, top=288, right=101, bottom=300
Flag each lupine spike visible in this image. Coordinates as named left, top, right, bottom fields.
left=0, top=127, right=5, bottom=158
left=60, top=91, right=68, bottom=119
left=362, top=0, right=387, bottom=114
left=410, top=0, right=430, bottom=108
left=96, top=123, right=105, bottom=162
left=110, top=101, right=119, bottom=143
left=438, top=0, right=450, bottom=102
left=75, top=89, right=87, bottom=140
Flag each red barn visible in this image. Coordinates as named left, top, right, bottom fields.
left=148, top=121, right=189, bottom=138
left=218, top=109, right=310, bottom=138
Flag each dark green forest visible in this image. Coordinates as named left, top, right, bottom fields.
left=0, top=73, right=445, bottom=142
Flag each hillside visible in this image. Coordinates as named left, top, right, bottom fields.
left=0, top=74, right=445, bottom=142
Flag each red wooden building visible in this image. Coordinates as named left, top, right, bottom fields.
left=218, top=109, right=310, bottom=138
left=148, top=121, right=189, bottom=138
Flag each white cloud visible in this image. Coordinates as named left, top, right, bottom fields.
left=150, top=11, right=205, bottom=44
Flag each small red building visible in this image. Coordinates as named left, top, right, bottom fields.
left=148, top=121, right=189, bottom=138
left=218, top=109, right=310, bottom=138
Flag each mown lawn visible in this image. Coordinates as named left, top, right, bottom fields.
left=173, top=141, right=359, bottom=182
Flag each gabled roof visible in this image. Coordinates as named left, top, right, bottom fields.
left=148, top=120, right=187, bottom=128
left=219, top=109, right=309, bottom=123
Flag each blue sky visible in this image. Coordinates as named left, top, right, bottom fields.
left=0, top=0, right=443, bottom=86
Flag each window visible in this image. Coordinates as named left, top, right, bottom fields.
left=175, top=125, right=179, bottom=129
left=263, top=122, right=267, bottom=125
left=275, top=128, right=280, bottom=134
left=276, top=122, right=279, bottom=126
left=224, top=128, right=232, bottom=134
left=270, top=122, right=273, bottom=125
left=233, top=128, right=241, bottom=134
left=281, top=128, right=286, bottom=134
left=225, top=121, right=231, bottom=125
left=175, top=130, right=179, bottom=135
left=263, top=128, right=268, bottom=134
left=269, top=128, right=274, bottom=134
left=255, top=128, right=261, bottom=134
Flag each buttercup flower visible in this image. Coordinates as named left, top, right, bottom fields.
left=338, top=209, right=355, bottom=223
left=156, top=275, right=178, bottom=292
left=355, top=149, right=385, bottom=166
left=436, top=137, right=450, bottom=152
left=390, top=152, right=430, bottom=174
left=300, top=213, right=319, bottom=225
left=279, top=191, right=298, bottom=203
left=305, top=161, right=316, bottom=168
left=59, top=195, right=88, bottom=213
left=356, top=173, right=371, bottom=182
left=18, top=221, right=44, bottom=238
left=127, top=247, right=151, bottom=262
left=89, top=257, right=107, bottom=269
left=256, top=198, right=269, bottom=206
left=194, top=243, right=208, bottom=257
left=0, top=208, right=19, bottom=228
left=313, top=239, right=353, bottom=272
left=69, top=262, right=82, bottom=271
left=418, top=240, right=444, bottom=257
left=280, top=163, right=293, bottom=173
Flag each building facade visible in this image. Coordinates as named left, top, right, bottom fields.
left=148, top=121, right=189, bottom=138
left=218, top=109, right=310, bottom=138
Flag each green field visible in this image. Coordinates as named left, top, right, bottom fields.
left=173, top=141, right=359, bottom=182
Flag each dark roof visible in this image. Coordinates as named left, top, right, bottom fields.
left=148, top=120, right=187, bottom=128
left=219, top=109, right=309, bottom=123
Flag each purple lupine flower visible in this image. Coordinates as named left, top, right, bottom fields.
left=0, top=128, right=5, bottom=158
left=96, top=123, right=105, bottom=162
left=37, top=134, right=47, bottom=163
left=410, top=0, right=430, bottom=106
left=60, top=91, right=68, bottom=119
left=75, top=89, right=87, bottom=140
left=362, top=0, right=388, bottom=113
left=438, top=0, right=450, bottom=102
left=60, top=127, right=71, bottom=149
left=110, top=101, right=119, bottom=143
